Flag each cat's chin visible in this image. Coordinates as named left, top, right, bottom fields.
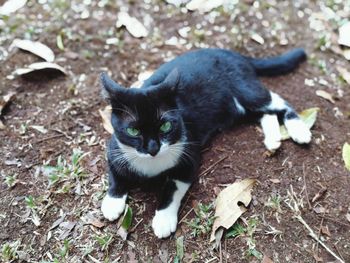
left=115, top=138, right=184, bottom=177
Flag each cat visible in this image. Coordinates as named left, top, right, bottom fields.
left=100, top=48, right=311, bottom=238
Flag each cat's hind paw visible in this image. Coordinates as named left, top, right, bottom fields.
left=264, top=138, right=281, bottom=152
left=101, top=194, right=127, bottom=221
left=152, top=209, right=178, bottom=239
left=285, top=119, right=312, bottom=144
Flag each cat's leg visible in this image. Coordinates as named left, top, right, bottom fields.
left=267, top=92, right=312, bottom=144
left=260, top=114, right=281, bottom=151
left=101, top=172, right=128, bottom=221
left=152, top=179, right=190, bottom=238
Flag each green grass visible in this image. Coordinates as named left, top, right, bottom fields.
left=95, top=234, right=113, bottom=251
left=186, top=202, right=215, bottom=237
left=226, top=218, right=263, bottom=260
left=42, top=148, right=88, bottom=194
left=1, top=241, right=20, bottom=262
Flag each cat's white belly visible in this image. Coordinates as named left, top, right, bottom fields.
left=115, top=139, right=184, bottom=177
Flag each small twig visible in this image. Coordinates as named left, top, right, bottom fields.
left=316, top=215, right=350, bottom=228
left=199, top=155, right=228, bottom=177
left=34, top=134, right=65, bottom=144
left=295, top=215, right=344, bottom=263
left=334, top=244, right=345, bottom=262
left=302, top=163, right=312, bottom=210
left=285, top=188, right=345, bottom=263
left=129, top=218, right=143, bottom=233
left=315, top=215, right=324, bottom=259
left=179, top=207, right=194, bottom=224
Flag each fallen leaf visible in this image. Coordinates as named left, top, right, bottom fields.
left=56, top=34, right=64, bottom=51
left=0, top=120, right=5, bottom=129
left=342, top=143, right=350, bottom=172
left=165, top=0, right=189, bottom=6
left=0, top=0, right=27, bottom=16
left=210, top=178, right=256, bottom=243
left=337, top=66, right=350, bottom=85
left=311, top=187, right=327, bottom=203
left=338, top=21, right=350, bottom=47
left=320, top=225, right=331, bottom=237
left=117, top=205, right=133, bottom=240
left=269, top=178, right=281, bottom=184
left=49, top=215, right=66, bottom=230
left=313, top=206, right=326, bottom=214
left=116, top=12, right=148, bottom=38
left=0, top=91, right=16, bottom=115
left=316, top=90, right=335, bottom=104
left=343, top=49, right=350, bottom=60
left=58, top=221, right=77, bottom=240
left=250, top=33, right=265, bottom=45
left=81, top=212, right=105, bottom=228
left=280, top=107, right=319, bottom=140
left=31, top=125, right=48, bottom=134
left=186, top=0, right=224, bottom=12
left=13, top=62, right=66, bottom=76
left=12, top=39, right=55, bottom=62
left=262, top=255, right=274, bottom=263
left=99, top=105, right=113, bottom=134
left=346, top=213, right=350, bottom=223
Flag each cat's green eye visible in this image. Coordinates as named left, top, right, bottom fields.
left=160, top=121, right=172, bottom=133
left=126, top=127, right=140, bottom=137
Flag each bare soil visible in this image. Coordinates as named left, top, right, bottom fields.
left=1, top=0, right=350, bottom=262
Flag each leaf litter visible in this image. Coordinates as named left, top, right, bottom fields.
left=13, top=62, right=67, bottom=76
left=116, top=12, right=149, bottom=38
left=12, top=39, right=55, bottom=62
left=0, top=0, right=27, bottom=16
left=342, top=143, right=350, bottom=172
left=210, top=178, right=256, bottom=245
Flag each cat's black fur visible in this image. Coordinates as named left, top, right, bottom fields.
left=101, top=48, right=307, bottom=237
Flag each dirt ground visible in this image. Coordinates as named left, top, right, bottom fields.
left=1, top=0, right=350, bottom=262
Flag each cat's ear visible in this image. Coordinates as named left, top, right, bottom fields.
left=162, top=68, right=180, bottom=92
left=148, top=68, right=180, bottom=97
left=100, top=72, right=127, bottom=101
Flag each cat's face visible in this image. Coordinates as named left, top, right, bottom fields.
left=101, top=70, right=186, bottom=176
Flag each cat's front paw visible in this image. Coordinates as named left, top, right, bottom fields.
left=101, top=194, right=127, bottom=221
left=152, top=209, right=178, bottom=238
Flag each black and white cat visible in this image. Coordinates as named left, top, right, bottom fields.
left=100, top=48, right=311, bottom=238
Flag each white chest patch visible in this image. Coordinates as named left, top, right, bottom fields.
left=115, top=139, right=184, bottom=177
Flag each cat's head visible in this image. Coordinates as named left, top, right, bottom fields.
left=100, top=69, right=186, bottom=175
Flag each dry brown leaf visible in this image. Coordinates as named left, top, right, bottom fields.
left=338, top=22, right=350, bottom=47
left=262, top=255, right=274, bottom=263
left=81, top=213, right=105, bottom=228
left=0, top=91, right=16, bottom=115
left=186, top=0, right=224, bottom=13
left=12, top=39, right=55, bottom=62
left=346, top=213, right=350, bottom=223
left=210, top=178, right=256, bottom=243
left=99, top=105, right=113, bottom=134
left=250, top=33, right=265, bottom=45
left=336, top=66, right=350, bottom=85
left=0, top=0, right=27, bottom=16
left=269, top=178, right=281, bottom=184
left=116, top=12, right=148, bottom=38
left=316, top=90, right=335, bottom=104
left=165, top=0, right=189, bottom=6
left=320, top=225, right=331, bottom=237
left=13, top=62, right=66, bottom=76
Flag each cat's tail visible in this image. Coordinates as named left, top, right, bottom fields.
left=247, top=48, right=307, bottom=77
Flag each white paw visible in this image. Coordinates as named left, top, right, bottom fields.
left=101, top=194, right=127, bottom=221
left=285, top=119, right=312, bottom=144
left=152, top=209, right=178, bottom=239
left=264, top=138, right=281, bottom=151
